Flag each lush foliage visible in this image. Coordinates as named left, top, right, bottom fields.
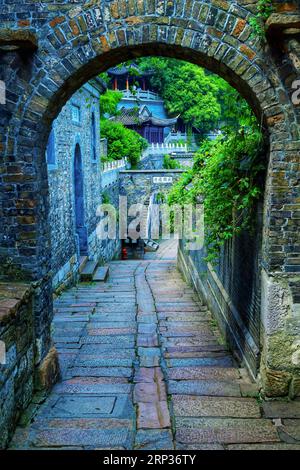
left=168, top=126, right=266, bottom=262
left=249, top=0, right=274, bottom=39
left=99, top=88, right=147, bottom=167
left=163, top=154, right=180, bottom=170
left=100, top=119, right=148, bottom=167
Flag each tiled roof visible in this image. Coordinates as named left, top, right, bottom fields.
left=108, top=63, right=153, bottom=77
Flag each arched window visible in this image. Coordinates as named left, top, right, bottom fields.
left=46, top=127, right=56, bottom=166
left=91, top=112, right=97, bottom=162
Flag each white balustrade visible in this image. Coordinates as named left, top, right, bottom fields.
left=102, top=157, right=128, bottom=173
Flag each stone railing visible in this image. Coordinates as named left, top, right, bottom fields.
left=102, top=158, right=127, bottom=173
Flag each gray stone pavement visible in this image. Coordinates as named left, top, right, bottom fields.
left=9, top=240, right=300, bottom=450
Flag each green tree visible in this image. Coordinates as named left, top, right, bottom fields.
left=167, top=124, right=266, bottom=262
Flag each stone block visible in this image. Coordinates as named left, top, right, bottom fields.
left=134, top=381, right=167, bottom=403
left=175, top=417, right=280, bottom=444
left=167, top=366, right=240, bottom=381
left=261, top=365, right=292, bottom=397
left=263, top=401, right=300, bottom=419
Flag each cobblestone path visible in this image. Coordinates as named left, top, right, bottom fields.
left=10, top=241, right=300, bottom=450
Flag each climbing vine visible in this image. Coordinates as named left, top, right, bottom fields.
left=101, top=191, right=111, bottom=205
left=168, top=125, right=266, bottom=262
left=249, top=0, right=274, bottom=39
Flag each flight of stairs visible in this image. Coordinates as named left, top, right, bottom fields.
left=78, top=256, right=109, bottom=282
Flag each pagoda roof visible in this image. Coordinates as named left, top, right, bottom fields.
left=111, top=106, right=178, bottom=127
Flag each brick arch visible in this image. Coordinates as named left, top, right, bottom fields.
left=0, top=1, right=299, bottom=401
left=14, top=21, right=293, bottom=140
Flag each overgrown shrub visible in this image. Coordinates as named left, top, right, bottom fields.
left=100, top=119, right=148, bottom=167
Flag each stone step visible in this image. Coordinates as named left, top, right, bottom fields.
left=93, top=265, right=109, bottom=282
left=80, top=260, right=98, bottom=282
left=78, top=256, right=88, bottom=273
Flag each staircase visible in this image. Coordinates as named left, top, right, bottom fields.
left=78, top=256, right=109, bottom=282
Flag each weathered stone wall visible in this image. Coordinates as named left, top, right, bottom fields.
left=0, top=282, right=59, bottom=449
left=178, top=212, right=300, bottom=398
left=171, top=155, right=194, bottom=168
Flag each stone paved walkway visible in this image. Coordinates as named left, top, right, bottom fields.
left=10, top=240, right=300, bottom=450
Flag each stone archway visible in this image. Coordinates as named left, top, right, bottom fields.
left=0, top=1, right=299, bottom=403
